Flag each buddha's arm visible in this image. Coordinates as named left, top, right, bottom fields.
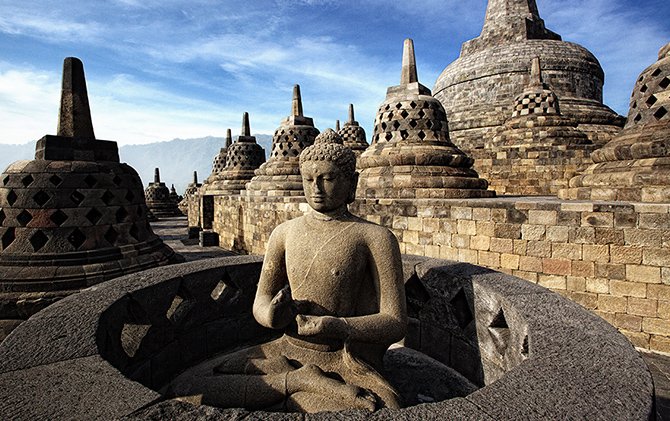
left=253, top=225, right=294, bottom=329
left=297, top=228, right=407, bottom=345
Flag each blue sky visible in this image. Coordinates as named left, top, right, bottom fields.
left=0, top=0, right=668, bottom=146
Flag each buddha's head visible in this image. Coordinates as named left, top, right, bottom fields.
left=299, top=129, right=358, bottom=213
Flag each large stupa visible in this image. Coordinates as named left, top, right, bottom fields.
left=0, top=58, right=180, bottom=336
left=560, top=42, right=670, bottom=202
left=433, top=0, right=624, bottom=152
left=357, top=39, right=493, bottom=199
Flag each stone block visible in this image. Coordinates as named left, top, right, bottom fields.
left=593, top=310, right=616, bottom=325
left=643, top=317, right=670, bottom=337
left=476, top=221, right=495, bottom=237
left=594, top=228, right=624, bottom=246
left=538, top=274, right=566, bottom=290
left=650, top=335, right=670, bottom=354
left=519, top=256, right=543, bottom=273
left=526, top=241, right=551, bottom=258
left=423, top=218, right=441, bottom=233
left=425, top=245, right=441, bottom=259
left=439, top=246, right=459, bottom=261
left=513, top=240, right=527, bottom=255
left=598, top=295, right=627, bottom=313
left=610, top=280, right=647, bottom=298
left=528, top=210, right=556, bottom=226
left=624, top=229, right=663, bottom=247
left=658, top=301, right=670, bottom=320
left=490, top=238, right=513, bottom=254
left=614, top=212, right=637, bottom=229
left=610, top=246, right=643, bottom=265
left=567, top=276, right=586, bottom=292
left=581, top=212, right=614, bottom=228
left=621, top=330, right=650, bottom=349
left=639, top=213, right=670, bottom=230
left=408, top=217, right=423, bottom=231
left=642, top=248, right=670, bottom=267
left=545, top=225, right=569, bottom=242
left=453, top=234, right=470, bottom=249
left=452, top=207, right=473, bottom=220
left=629, top=298, right=658, bottom=318
left=552, top=243, right=582, bottom=260
left=582, top=244, right=610, bottom=262
left=500, top=254, right=519, bottom=270
left=570, top=292, right=597, bottom=310
left=471, top=236, right=491, bottom=251
left=568, top=227, right=595, bottom=244
left=512, top=270, right=537, bottom=283
left=458, top=220, right=477, bottom=236
left=543, top=258, right=571, bottom=276
left=521, top=224, right=545, bottom=241
left=459, top=249, right=478, bottom=264
left=586, top=278, right=610, bottom=294
left=571, top=261, right=594, bottom=278
left=627, top=265, right=661, bottom=284
left=615, top=314, right=642, bottom=332
left=595, top=263, right=625, bottom=280
left=478, top=251, right=500, bottom=268
left=493, top=223, right=521, bottom=239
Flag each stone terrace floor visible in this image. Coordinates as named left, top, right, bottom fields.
left=152, top=216, right=670, bottom=420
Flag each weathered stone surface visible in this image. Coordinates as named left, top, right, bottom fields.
left=145, top=167, right=183, bottom=216
left=357, top=39, right=493, bottom=200
left=338, top=104, right=368, bottom=160
left=433, top=0, right=624, bottom=152
left=562, top=42, right=670, bottom=202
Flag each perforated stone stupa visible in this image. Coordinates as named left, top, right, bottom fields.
left=338, top=104, right=369, bottom=158
left=357, top=39, right=493, bottom=199
left=0, top=57, right=179, bottom=336
left=433, top=0, right=624, bottom=152
left=470, top=57, right=597, bottom=195
left=207, top=129, right=233, bottom=184
left=244, top=85, right=319, bottom=196
left=145, top=168, right=182, bottom=216
left=200, top=112, right=265, bottom=194
left=560, top=42, right=670, bottom=202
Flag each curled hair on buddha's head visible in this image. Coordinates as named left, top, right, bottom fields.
left=299, top=129, right=357, bottom=178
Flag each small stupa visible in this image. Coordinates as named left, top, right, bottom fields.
left=0, top=57, right=180, bottom=336
left=145, top=168, right=182, bottom=216
left=169, top=184, right=182, bottom=203
left=338, top=104, right=369, bottom=159
left=472, top=57, right=595, bottom=195
left=201, top=112, right=266, bottom=194
left=357, top=39, right=493, bottom=199
left=244, top=85, right=319, bottom=196
left=178, top=171, right=200, bottom=214
left=561, top=42, right=670, bottom=202
left=208, top=129, right=233, bottom=182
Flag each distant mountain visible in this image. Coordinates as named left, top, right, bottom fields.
left=0, top=135, right=273, bottom=194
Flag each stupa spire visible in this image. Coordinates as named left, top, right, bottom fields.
left=225, top=129, right=232, bottom=148
left=242, top=112, right=251, bottom=137
left=530, top=57, right=543, bottom=88
left=193, top=171, right=198, bottom=184
left=401, top=39, right=418, bottom=85
left=57, top=57, right=95, bottom=139
left=291, top=85, right=303, bottom=117
left=154, top=168, right=160, bottom=183
left=335, top=120, right=340, bottom=131
left=348, top=104, right=355, bottom=124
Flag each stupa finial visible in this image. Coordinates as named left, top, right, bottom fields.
left=154, top=168, right=160, bottom=183
left=193, top=171, right=198, bottom=184
left=291, top=85, right=303, bottom=117
left=401, top=39, right=418, bottom=85
left=348, top=104, right=355, bottom=124
left=335, top=120, right=340, bottom=131
left=530, top=57, right=542, bottom=87
left=242, top=112, right=251, bottom=137
left=57, top=57, right=95, bottom=139
left=225, top=129, right=232, bottom=147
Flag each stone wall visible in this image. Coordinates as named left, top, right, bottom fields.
left=195, top=193, right=670, bottom=353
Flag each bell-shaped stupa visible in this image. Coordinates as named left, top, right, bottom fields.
left=207, top=129, right=233, bottom=183
left=178, top=171, right=201, bottom=214
left=145, top=168, right=182, bottom=216
left=357, top=39, right=493, bottom=199
left=338, top=104, right=368, bottom=158
left=244, top=85, right=319, bottom=196
left=471, top=57, right=595, bottom=195
left=0, top=57, right=180, bottom=335
left=433, top=0, right=624, bottom=151
left=561, top=43, right=670, bottom=202
left=207, top=112, right=266, bottom=194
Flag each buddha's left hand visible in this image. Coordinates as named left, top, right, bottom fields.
left=296, top=314, right=348, bottom=339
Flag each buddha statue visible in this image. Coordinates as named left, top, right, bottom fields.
left=168, top=130, right=407, bottom=413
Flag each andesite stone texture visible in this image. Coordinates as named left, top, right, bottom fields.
left=200, top=113, right=266, bottom=195
left=0, top=256, right=654, bottom=420
left=561, top=42, right=670, bottom=203
left=178, top=171, right=201, bottom=214
left=245, top=85, right=319, bottom=196
left=433, top=0, right=624, bottom=152
left=338, top=104, right=369, bottom=159
left=470, top=57, right=597, bottom=195
left=0, top=57, right=180, bottom=338
left=145, top=168, right=183, bottom=217
left=357, top=39, right=493, bottom=200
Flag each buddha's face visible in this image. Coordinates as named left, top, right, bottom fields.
left=301, top=160, right=355, bottom=213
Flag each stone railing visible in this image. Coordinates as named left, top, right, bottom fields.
left=197, top=193, right=670, bottom=354
left=0, top=255, right=653, bottom=420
